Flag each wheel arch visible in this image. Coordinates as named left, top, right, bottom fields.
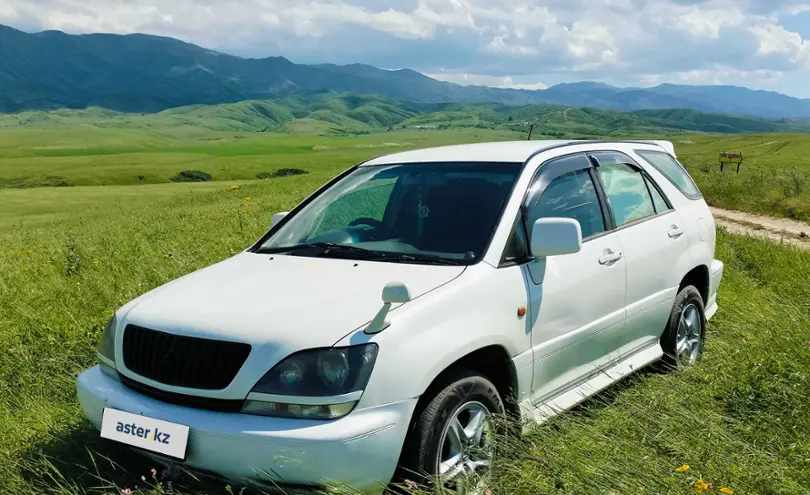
left=416, top=344, right=520, bottom=421
left=679, top=264, right=710, bottom=305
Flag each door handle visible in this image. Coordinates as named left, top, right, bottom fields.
left=598, top=249, right=623, bottom=265
left=668, top=225, right=684, bottom=238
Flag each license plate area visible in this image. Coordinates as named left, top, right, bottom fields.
left=101, top=408, right=189, bottom=460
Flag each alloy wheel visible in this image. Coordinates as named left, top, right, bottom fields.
left=675, top=303, right=702, bottom=366
left=436, top=401, right=493, bottom=485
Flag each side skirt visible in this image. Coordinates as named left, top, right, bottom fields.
left=519, top=344, right=663, bottom=428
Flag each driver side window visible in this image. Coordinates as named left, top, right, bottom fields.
left=308, top=179, right=398, bottom=239
left=526, top=168, right=606, bottom=240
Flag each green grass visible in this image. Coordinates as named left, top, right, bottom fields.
left=2, top=95, right=810, bottom=220
left=0, top=128, right=522, bottom=187
left=675, top=135, right=810, bottom=221
left=1, top=158, right=809, bottom=494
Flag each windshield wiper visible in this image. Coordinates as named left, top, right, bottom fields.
left=258, top=243, right=468, bottom=265
left=375, top=253, right=468, bottom=266
left=257, top=242, right=377, bottom=258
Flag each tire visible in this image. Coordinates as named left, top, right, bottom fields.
left=394, top=369, right=504, bottom=489
left=660, top=285, right=707, bottom=370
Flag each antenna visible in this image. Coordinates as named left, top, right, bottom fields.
left=527, top=123, right=535, bottom=141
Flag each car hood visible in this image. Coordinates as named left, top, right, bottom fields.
left=123, top=251, right=464, bottom=356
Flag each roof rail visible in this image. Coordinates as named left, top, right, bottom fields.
left=528, top=139, right=676, bottom=158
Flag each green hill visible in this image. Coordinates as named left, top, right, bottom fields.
left=2, top=94, right=809, bottom=137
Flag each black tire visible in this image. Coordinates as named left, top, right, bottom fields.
left=660, top=285, right=706, bottom=370
left=394, top=369, right=504, bottom=488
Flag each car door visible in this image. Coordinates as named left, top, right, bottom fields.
left=522, top=153, right=628, bottom=403
left=590, top=151, right=691, bottom=359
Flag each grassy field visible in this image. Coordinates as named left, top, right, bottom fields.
left=675, top=135, right=810, bottom=222
left=2, top=125, right=809, bottom=220
left=1, top=124, right=810, bottom=494
left=0, top=127, right=521, bottom=187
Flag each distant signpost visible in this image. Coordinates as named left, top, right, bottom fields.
left=719, top=152, right=743, bottom=173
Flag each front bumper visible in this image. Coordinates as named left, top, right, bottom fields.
left=77, top=366, right=417, bottom=494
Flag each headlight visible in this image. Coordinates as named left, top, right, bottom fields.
left=96, top=315, right=119, bottom=380
left=242, top=344, right=378, bottom=420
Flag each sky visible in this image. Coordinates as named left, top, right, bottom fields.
left=2, top=0, right=810, bottom=97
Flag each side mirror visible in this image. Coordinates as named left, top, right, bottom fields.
left=381, top=281, right=412, bottom=304
left=271, top=211, right=289, bottom=228
left=530, top=217, right=583, bottom=258
left=366, top=282, right=412, bottom=334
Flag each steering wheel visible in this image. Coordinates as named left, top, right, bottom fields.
left=349, top=217, right=398, bottom=240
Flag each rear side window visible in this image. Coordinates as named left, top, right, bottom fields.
left=597, top=163, right=656, bottom=227
left=636, top=150, right=702, bottom=200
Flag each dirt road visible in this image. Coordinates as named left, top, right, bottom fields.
left=711, top=207, right=810, bottom=250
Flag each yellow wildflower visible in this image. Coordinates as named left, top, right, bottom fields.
left=93, top=258, right=100, bottom=265
left=228, top=185, right=240, bottom=191
left=720, top=488, right=734, bottom=495
left=243, top=196, right=253, bottom=202
left=694, top=480, right=712, bottom=493
left=675, top=464, right=691, bottom=473
left=18, top=249, right=33, bottom=256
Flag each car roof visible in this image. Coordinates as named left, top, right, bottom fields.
left=361, top=139, right=675, bottom=166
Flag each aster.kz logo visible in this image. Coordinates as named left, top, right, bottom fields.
left=115, top=421, right=171, bottom=444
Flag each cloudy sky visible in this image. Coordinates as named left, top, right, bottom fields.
left=2, top=0, right=810, bottom=97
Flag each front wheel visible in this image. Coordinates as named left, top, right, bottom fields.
left=396, top=369, right=504, bottom=490
left=660, top=285, right=707, bottom=369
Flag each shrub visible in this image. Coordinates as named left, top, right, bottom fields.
left=782, top=167, right=806, bottom=197
left=40, top=175, right=74, bottom=187
left=171, top=170, right=212, bottom=183
left=256, top=168, right=308, bottom=179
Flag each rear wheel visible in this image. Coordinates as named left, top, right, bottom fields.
left=661, top=285, right=706, bottom=369
left=396, top=369, right=504, bottom=491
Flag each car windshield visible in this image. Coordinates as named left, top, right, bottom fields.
left=255, top=162, right=522, bottom=264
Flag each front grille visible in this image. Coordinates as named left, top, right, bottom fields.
left=120, top=375, right=245, bottom=413
left=122, top=325, right=251, bottom=390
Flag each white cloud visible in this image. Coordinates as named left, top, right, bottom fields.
left=678, top=66, right=784, bottom=85
left=0, top=2, right=17, bottom=20
left=750, top=23, right=810, bottom=63
left=783, top=4, right=810, bottom=15
left=651, top=4, right=747, bottom=39
left=427, top=71, right=547, bottom=90
left=486, top=36, right=539, bottom=55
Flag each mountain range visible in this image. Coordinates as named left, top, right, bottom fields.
left=2, top=23, right=810, bottom=119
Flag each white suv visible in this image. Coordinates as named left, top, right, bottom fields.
left=77, top=139, right=724, bottom=493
